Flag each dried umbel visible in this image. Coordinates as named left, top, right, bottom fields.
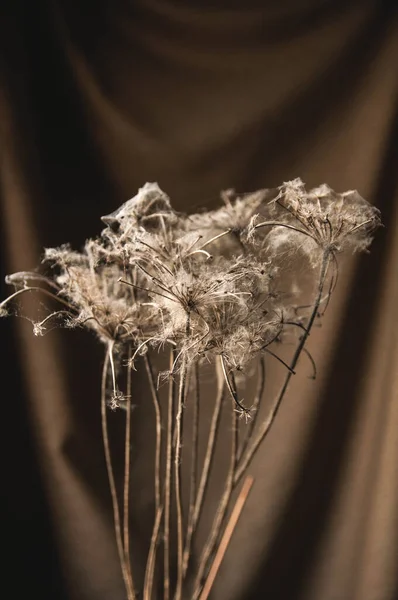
left=1, top=179, right=380, bottom=600
left=248, top=178, right=381, bottom=265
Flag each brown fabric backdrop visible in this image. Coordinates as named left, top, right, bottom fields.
left=1, top=1, right=398, bottom=598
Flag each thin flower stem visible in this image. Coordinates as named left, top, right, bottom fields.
left=183, top=362, right=200, bottom=582
left=108, top=342, right=118, bottom=394
left=134, top=263, right=181, bottom=301
left=263, top=348, right=296, bottom=374
left=198, top=476, right=254, bottom=600
left=275, top=197, right=311, bottom=231
left=200, top=229, right=232, bottom=249
left=129, top=337, right=158, bottom=369
left=237, top=356, right=265, bottom=462
left=253, top=220, right=315, bottom=240
left=101, top=348, right=136, bottom=600
left=123, top=344, right=134, bottom=590
left=35, top=310, right=73, bottom=329
left=193, top=389, right=238, bottom=599
left=220, top=355, right=248, bottom=414
left=144, top=353, right=162, bottom=513
left=187, top=249, right=213, bottom=260
left=234, top=250, right=331, bottom=485
left=282, top=343, right=317, bottom=380
left=347, top=218, right=375, bottom=235
left=5, top=271, right=61, bottom=290
left=302, top=347, right=317, bottom=379
left=143, top=507, right=164, bottom=600
left=174, top=355, right=188, bottom=600
left=0, top=285, right=75, bottom=311
left=164, top=349, right=175, bottom=600
left=182, top=362, right=225, bottom=578
left=118, top=277, right=177, bottom=303
left=319, top=253, right=339, bottom=316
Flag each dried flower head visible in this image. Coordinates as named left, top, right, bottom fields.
left=1, top=179, right=380, bottom=411
left=101, top=182, right=177, bottom=233
left=186, top=189, right=268, bottom=253
left=248, top=178, right=381, bottom=265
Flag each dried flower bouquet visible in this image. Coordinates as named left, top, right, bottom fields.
left=1, top=179, right=380, bottom=600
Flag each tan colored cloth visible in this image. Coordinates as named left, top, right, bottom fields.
left=1, top=1, right=398, bottom=598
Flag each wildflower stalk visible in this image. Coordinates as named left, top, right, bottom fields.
left=142, top=352, right=163, bottom=597
left=163, top=349, right=175, bottom=600
left=144, top=353, right=162, bottom=513
left=251, top=220, right=315, bottom=239
left=193, top=250, right=330, bottom=597
left=237, top=356, right=265, bottom=462
left=123, top=344, right=134, bottom=589
left=198, top=475, right=254, bottom=600
left=234, top=249, right=331, bottom=485
left=101, top=347, right=136, bottom=600
left=183, top=362, right=200, bottom=580
left=0, top=285, right=75, bottom=312
left=192, top=386, right=238, bottom=599
left=143, top=507, right=163, bottom=600
left=200, top=229, right=232, bottom=249
left=174, top=353, right=189, bottom=600
left=182, top=363, right=225, bottom=578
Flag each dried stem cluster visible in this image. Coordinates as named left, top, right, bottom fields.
left=1, top=179, right=380, bottom=599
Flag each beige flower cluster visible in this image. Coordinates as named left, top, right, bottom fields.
left=2, top=180, right=380, bottom=412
